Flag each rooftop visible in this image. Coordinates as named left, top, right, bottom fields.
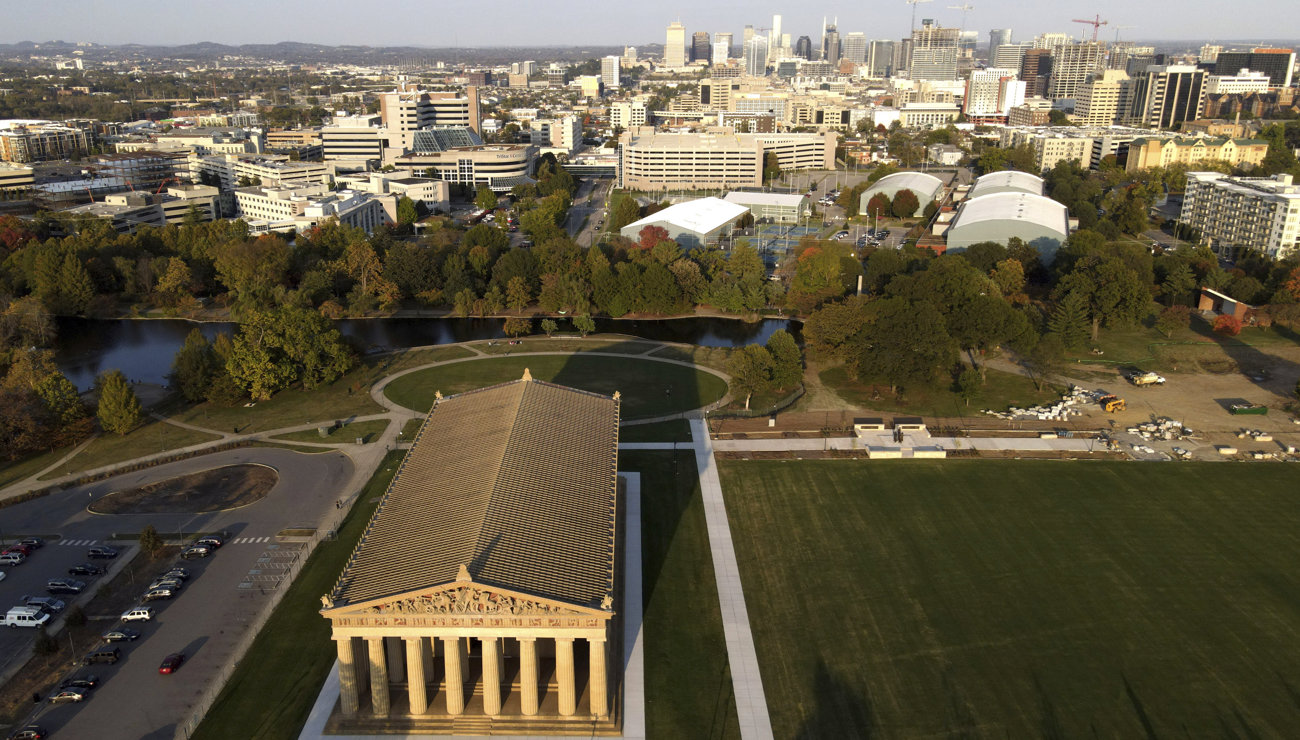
left=723, top=191, right=807, bottom=208
left=950, top=191, right=1069, bottom=234
left=969, top=170, right=1046, bottom=198
left=624, top=196, right=752, bottom=236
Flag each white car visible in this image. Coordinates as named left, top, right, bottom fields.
left=120, top=607, right=154, bottom=622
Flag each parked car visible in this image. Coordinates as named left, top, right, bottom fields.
left=18, top=537, right=44, bottom=549
left=180, top=545, right=212, bottom=560
left=87, top=545, right=119, bottom=559
left=21, top=596, right=65, bottom=613
left=2, top=544, right=33, bottom=557
left=7, top=725, right=47, bottom=740
left=59, top=674, right=99, bottom=690
left=158, top=653, right=185, bottom=674
left=48, top=688, right=88, bottom=704
left=81, top=647, right=120, bottom=665
left=68, top=563, right=104, bottom=577
left=142, top=587, right=175, bottom=602
left=0, top=552, right=26, bottom=566
left=46, top=579, right=86, bottom=595
left=101, top=627, right=141, bottom=642
left=120, top=607, right=154, bottom=622
left=162, top=567, right=190, bottom=581
left=148, top=577, right=183, bottom=591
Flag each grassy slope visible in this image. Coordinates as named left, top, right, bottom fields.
left=37, top=420, right=222, bottom=480
left=622, top=450, right=741, bottom=740
left=271, top=419, right=390, bottom=444
left=190, top=451, right=403, bottom=740
left=385, top=355, right=727, bottom=420
left=719, top=459, right=1300, bottom=738
left=821, top=365, right=1060, bottom=418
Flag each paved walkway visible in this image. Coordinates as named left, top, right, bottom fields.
left=688, top=418, right=775, bottom=740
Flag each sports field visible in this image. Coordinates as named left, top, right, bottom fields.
left=717, top=460, right=1300, bottom=738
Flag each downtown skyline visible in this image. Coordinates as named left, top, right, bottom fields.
left=3, top=0, right=1299, bottom=48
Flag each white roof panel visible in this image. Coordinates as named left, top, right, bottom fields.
left=723, top=191, right=807, bottom=208
left=969, top=170, right=1045, bottom=198
left=950, top=192, right=1068, bottom=234
left=623, top=197, right=751, bottom=235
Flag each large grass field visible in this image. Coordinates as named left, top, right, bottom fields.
left=820, top=365, right=1061, bottom=418
left=622, top=451, right=741, bottom=740
left=718, top=460, right=1300, bottom=738
left=385, top=355, right=728, bottom=420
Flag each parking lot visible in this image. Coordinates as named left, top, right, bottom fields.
left=0, top=447, right=354, bottom=739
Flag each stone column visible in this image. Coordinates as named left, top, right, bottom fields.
left=556, top=637, right=576, bottom=716
left=422, top=637, right=435, bottom=682
left=386, top=637, right=406, bottom=684
left=405, top=636, right=427, bottom=715
left=442, top=636, right=464, bottom=715
left=589, top=637, right=608, bottom=719
left=482, top=636, right=502, bottom=716
left=367, top=637, right=390, bottom=716
left=336, top=637, right=360, bottom=716
left=353, top=636, right=369, bottom=694
left=519, top=637, right=539, bottom=716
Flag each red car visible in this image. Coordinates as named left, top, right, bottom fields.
left=3, top=544, right=33, bottom=556
left=158, top=653, right=185, bottom=674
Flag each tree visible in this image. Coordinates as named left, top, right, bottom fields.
left=505, top=276, right=532, bottom=311
left=891, top=189, right=920, bottom=219
left=96, top=369, right=142, bottom=435
left=540, top=318, right=559, bottom=337
left=1154, top=304, right=1190, bottom=338
left=34, top=372, right=85, bottom=428
left=990, top=258, right=1026, bottom=300
left=1160, top=261, right=1196, bottom=306
left=727, top=344, right=773, bottom=409
left=226, top=307, right=354, bottom=401
left=1048, top=290, right=1091, bottom=349
left=1213, top=314, right=1242, bottom=336
left=503, top=317, right=531, bottom=337
left=214, top=236, right=291, bottom=306
left=1054, top=256, right=1150, bottom=342
left=765, top=330, right=803, bottom=390
left=573, top=314, right=596, bottom=337
left=139, top=524, right=163, bottom=558
left=637, top=225, right=670, bottom=251
left=1024, top=332, right=1065, bottom=391
left=169, top=329, right=218, bottom=403
left=864, top=193, right=891, bottom=219
left=396, top=196, right=419, bottom=226
left=859, top=298, right=957, bottom=392
left=957, top=366, right=982, bottom=406
left=475, top=186, right=499, bottom=211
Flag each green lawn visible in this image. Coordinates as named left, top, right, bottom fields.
left=821, top=365, right=1060, bottom=418
left=37, top=421, right=222, bottom=480
left=271, top=420, right=390, bottom=444
left=1064, top=306, right=1300, bottom=369
left=0, top=446, right=70, bottom=490
left=385, top=355, right=727, bottom=420
left=718, top=459, right=1300, bottom=738
left=470, top=336, right=660, bottom=355
left=190, top=451, right=404, bottom=740
left=619, top=419, right=693, bottom=443
left=621, top=451, right=741, bottom=740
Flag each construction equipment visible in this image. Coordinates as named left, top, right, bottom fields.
left=1072, top=14, right=1109, bottom=42
left=947, top=4, right=975, bottom=33
left=906, top=0, right=935, bottom=34
left=1100, top=394, right=1126, bottom=413
left=1229, top=403, right=1268, bottom=416
left=1129, top=371, right=1166, bottom=387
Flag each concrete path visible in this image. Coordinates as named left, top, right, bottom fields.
left=688, top=418, right=775, bottom=740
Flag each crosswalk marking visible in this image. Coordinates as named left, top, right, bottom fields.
left=231, top=536, right=271, bottom=544
left=55, top=539, right=98, bottom=547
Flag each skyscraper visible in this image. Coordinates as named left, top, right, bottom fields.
left=1215, top=49, right=1296, bottom=87
left=1046, top=42, right=1106, bottom=101
left=692, top=32, right=711, bottom=63
left=843, top=33, right=867, bottom=64
left=989, top=28, right=1013, bottom=61
left=963, top=68, right=1025, bottom=117
left=745, top=36, right=770, bottom=77
left=795, top=36, right=813, bottom=60
left=714, top=33, right=733, bottom=64
left=867, top=40, right=896, bottom=76
left=664, top=22, right=687, bottom=68
left=771, top=15, right=783, bottom=55
left=910, top=20, right=959, bottom=80
left=601, top=55, right=620, bottom=90
left=1020, top=48, right=1053, bottom=97
left=1129, top=65, right=1208, bottom=128
left=823, top=25, right=841, bottom=67
left=1074, top=69, right=1132, bottom=126
left=992, top=42, right=1031, bottom=71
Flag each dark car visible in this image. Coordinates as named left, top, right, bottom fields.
left=46, top=578, right=86, bottom=595
left=48, top=687, right=88, bottom=704
left=8, top=726, right=47, bottom=740
left=59, top=674, right=99, bottom=690
left=101, top=628, right=141, bottom=642
left=162, top=567, right=190, bottom=581
left=148, top=577, right=183, bottom=591
left=180, top=545, right=211, bottom=560
left=158, top=653, right=185, bottom=674
left=194, top=533, right=225, bottom=549
left=68, top=563, right=104, bottom=577
left=82, top=647, right=121, bottom=665
left=87, top=545, right=119, bottom=559
left=18, top=537, right=44, bottom=549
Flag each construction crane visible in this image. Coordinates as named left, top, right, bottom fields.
left=906, top=0, right=934, bottom=35
left=1072, top=14, right=1109, bottom=43
left=154, top=177, right=182, bottom=195
left=1113, top=24, right=1136, bottom=43
left=947, top=4, right=975, bottom=34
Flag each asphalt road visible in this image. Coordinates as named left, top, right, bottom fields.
left=565, top=178, right=613, bottom=245
left=2, top=447, right=355, bottom=740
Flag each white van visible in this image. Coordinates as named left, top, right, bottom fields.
left=3, top=606, right=51, bottom=628
left=0, top=552, right=25, bottom=566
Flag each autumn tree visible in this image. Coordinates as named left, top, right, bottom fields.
left=864, top=193, right=891, bottom=219
left=1155, top=305, right=1190, bottom=338
left=226, top=307, right=354, bottom=401
left=637, top=225, right=670, bottom=251
left=169, top=329, right=219, bottom=403
left=95, top=369, right=142, bottom=435
left=540, top=318, right=559, bottom=337
left=727, top=344, right=774, bottom=409
left=1213, top=314, right=1242, bottom=336
left=502, top=317, right=531, bottom=337
left=891, top=189, right=920, bottom=219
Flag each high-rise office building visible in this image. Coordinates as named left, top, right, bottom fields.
left=993, top=42, right=1031, bottom=71
left=910, top=20, right=960, bottom=80
left=1214, top=49, right=1295, bottom=87
left=692, top=32, right=711, bottom=63
left=867, top=40, right=896, bottom=76
left=601, top=55, right=621, bottom=90
left=664, top=22, right=687, bottom=68
left=1073, top=70, right=1132, bottom=126
left=745, top=36, right=770, bottom=77
left=1033, top=33, right=1073, bottom=54
left=1128, top=64, right=1208, bottom=128
left=713, top=33, right=732, bottom=64
left=771, top=15, right=783, bottom=55
left=989, top=28, right=1013, bottom=61
left=743, top=25, right=755, bottom=52
left=1046, top=42, right=1106, bottom=101
left=1020, top=48, right=1054, bottom=98
left=823, top=25, right=842, bottom=67
left=622, top=47, right=637, bottom=66
left=795, top=36, right=813, bottom=60
left=843, top=33, right=867, bottom=65
left=1199, top=44, right=1223, bottom=64
left=964, top=68, right=1024, bottom=117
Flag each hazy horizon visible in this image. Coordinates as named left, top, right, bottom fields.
left=3, top=1, right=1298, bottom=48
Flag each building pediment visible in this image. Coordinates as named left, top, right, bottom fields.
left=322, top=579, right=610, bottom=620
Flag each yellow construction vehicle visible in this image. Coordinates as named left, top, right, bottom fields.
left=1100, top=394, right=1126, bottom=413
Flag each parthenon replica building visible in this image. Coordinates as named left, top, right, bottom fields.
left=320, top=372, right=623, bottom=735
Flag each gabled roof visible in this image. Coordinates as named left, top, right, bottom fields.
left=328, top=376, right=620, bottom=610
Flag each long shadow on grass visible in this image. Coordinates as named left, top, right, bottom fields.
left=1123, top=675, right=1160, bottom=740
left=1187, top=316, right=1300, bottom=401
left=795, top=659, right=875, bottom=739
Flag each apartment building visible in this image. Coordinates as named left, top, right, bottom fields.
left=0, top=120, right=92, bottom=162
left=234, top=183, right=395, bottom=235
left=609, top=101, right=649, bottom=130
left=963, top=68, right=1026, bottom=119
left=1126, top=137, right=1269, bottom=172
left=899, top=102, right=961, bottom=128
left=532, top=115, right=582, bottom=155
left=910, top=20, right=960, bottom=80
left=1182, top=172, right=1300, bottom=258
left=187, top=153, right=330, bottom=191
left=1206, top=70, right=1272, bottom=95
left=616, top=126, right=835, bottom=191
left=1046, top=42, right=1105, bottom=101
left=392, top=143, right=537, bottom=191
left=1128, top=65, right=1208, bottom=129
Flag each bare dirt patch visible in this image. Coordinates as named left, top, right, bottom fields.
left=89, top=465, right=278, bottom=514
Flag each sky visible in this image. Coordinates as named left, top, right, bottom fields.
left=3, top=0, right=1296, bottom=48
